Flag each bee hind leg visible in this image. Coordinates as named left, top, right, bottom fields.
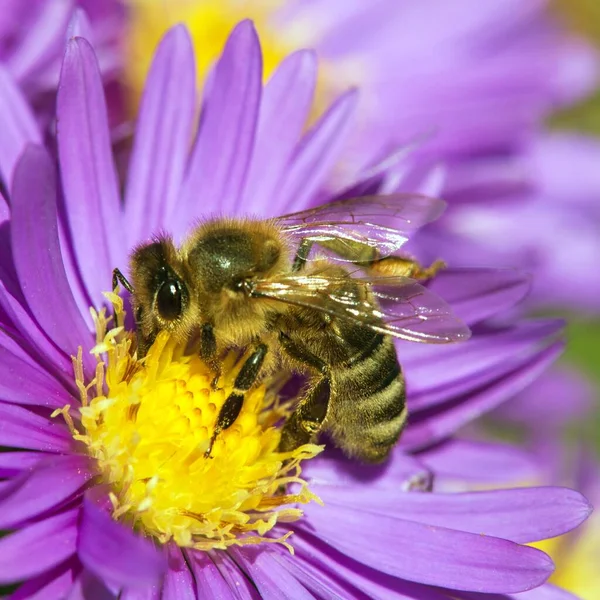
left=278, top=378, right=331, bottom=454
left=367, top=256, right=445, bottom=280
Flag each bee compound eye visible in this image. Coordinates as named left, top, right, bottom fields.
left=156, top=279, right=183, bottom=321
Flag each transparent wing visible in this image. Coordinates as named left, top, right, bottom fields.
left=252, top=272, right=470, bottom=344
left=275, top=193, right=446, bottom=263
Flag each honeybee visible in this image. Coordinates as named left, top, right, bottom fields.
left=113, top=194, right=470, bottom=462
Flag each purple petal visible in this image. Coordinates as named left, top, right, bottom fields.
left=291, top=531, right=451, bottom=600
left=0, top=450, right=45, bottom=478
left=300, top=504, right=554, bottom=593
left=119, top=582, right=161, bottom=600
left=179, top=20, right=261, bottom=226
left=11, top=561, right=79, bottom=600
left=240, top=50, right=317, bottom=214
left=125, top=25, right=196, bottom=247
left=5, top=0, right=71, bottom=84
left=268, top=546, right=365, bottom=600
left=418, top=439, right=538, bottom=484
left=68, top=570, right=119, bottom=600
left=304, top=447, right=432, bottom=491
left=402, top=339, right=564, bottom=451
left=0, top=454, right=94, bottom=529
left=231, top=546, right=316, bottom=599
left=509, top=583, right=582, bottom=600
left=186, top=551, right=236, bottom=600
left=427, top=268, right=530, bottom=326
left=66, top=8, right=93, bottom=42
left=403, top=320, right=564, bottom=411
left=161, top=546, right=195, bottom=600
left=0, top=509, right=78, bottom=585
left=0, top=343, right=72, bottom=408
left=0, top=402, right=72, bottom=452
left=198, top=551, right=261, bottom=599
left=57, top=36, right=123, bottom=305
left=276, top=89, right=358, bottom=214
left=0, top=279, right=74, bottom=378
left=78, top=497, right=166, bottom=588
left=310, top=485, right=590, bottom=544
left=10, top=146, right=96, bottom=374
left=0, top=66, right=41, bottom=189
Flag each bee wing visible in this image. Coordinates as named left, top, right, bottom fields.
left=253, top=273, right=470, bottom=344
left=275, top=193, right=446, bottom=262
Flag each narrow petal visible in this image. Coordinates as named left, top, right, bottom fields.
left=0, top=451, right=45, bottom=478
left=427, top=268, right=531, bottom=326
left=179, top=20, right=261, bottom=225
left=301, top=504, right=554, bottom=593
left=310, top=485, right=591, bottom=544
left=162, top=546, right=195, bottom=600
left=0, top=343, right=72, bottom=408
left=5, top=0, right=71, bottom=83
left=0, top=66, right=41, bottom=188
left=291, top=531, right=451, bottom=600
left=68, top=570, right=118, bottom=600
left=11, top=146, right=96, bottom=374
left=66, top=7, right=93, bottom=41
left=11, top=560, right=79, bottom=600
left=403, top=320, right=564, bottom=411
left=0, top=279, right=74, bottom=378
left=304, top=447, right=432, bottom=491
left=0, top=402, right=72, bottom=452
left=276, top=89, right=358, bottom=214
left=0, top=509, right=78, bottom=585
left=231, top=546, right=316, bottom=600
left=269, top=547, right=365, bottom=600
left=0, top=454, right=94, bottom=529
left=418, top=439, right=538, bottom=484
left=402, top=340, right=564, bottom=451
left=125, top=25, right=196, bottom=246
left=509, top=584, right=582, bottom=600
left=187, top=551, right=236, bottom=600
left=57, top=36, right=123, bottom=305
left=78, top=497, right=166, bottom=588
left=240, top=50, right=317, bottom=213
left=200, top=551, right=261, bottom=599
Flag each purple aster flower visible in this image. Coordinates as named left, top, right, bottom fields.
left=0, top=20, right=591, bottom=599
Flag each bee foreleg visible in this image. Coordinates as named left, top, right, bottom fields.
left=112, top=268, right=134, bottom=294
left=278, top=378, right=331, bottom=453
left=199, top=323, right=221, bottom=389
left=204, top=343, right=268, bottom=458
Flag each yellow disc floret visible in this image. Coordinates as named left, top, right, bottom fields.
left=54, top=294, right=322, bottom=551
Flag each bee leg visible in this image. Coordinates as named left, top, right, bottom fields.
left=199, top=323, right=221, bottom=389
left=111, top=268, right=134, bottom=330
left=291, top=238, right=315, bottom=272
left=278, top=378, right=330, bottom=454
left=204, top=343, right=268, bottom=458
left=367, top=256, right=446, bottom=280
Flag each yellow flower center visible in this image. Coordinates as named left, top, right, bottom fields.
left=124, top=0, right=292, bottom=107
left=121, top=0, right=362, bottom=128
left=54, top=294, right=322, bottom=551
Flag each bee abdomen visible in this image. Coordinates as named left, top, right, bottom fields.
left=327, top=333, right=406, bottom=463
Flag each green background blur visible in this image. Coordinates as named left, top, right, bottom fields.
left=550, top=0, right=600, bottom=446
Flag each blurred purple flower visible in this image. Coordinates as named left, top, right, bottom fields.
left=0, top=0, right=122, bottom=95
left=0, top=19, right=591, bottom=600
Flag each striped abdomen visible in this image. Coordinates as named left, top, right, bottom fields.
left=325, top=330, right=406, bottom=463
